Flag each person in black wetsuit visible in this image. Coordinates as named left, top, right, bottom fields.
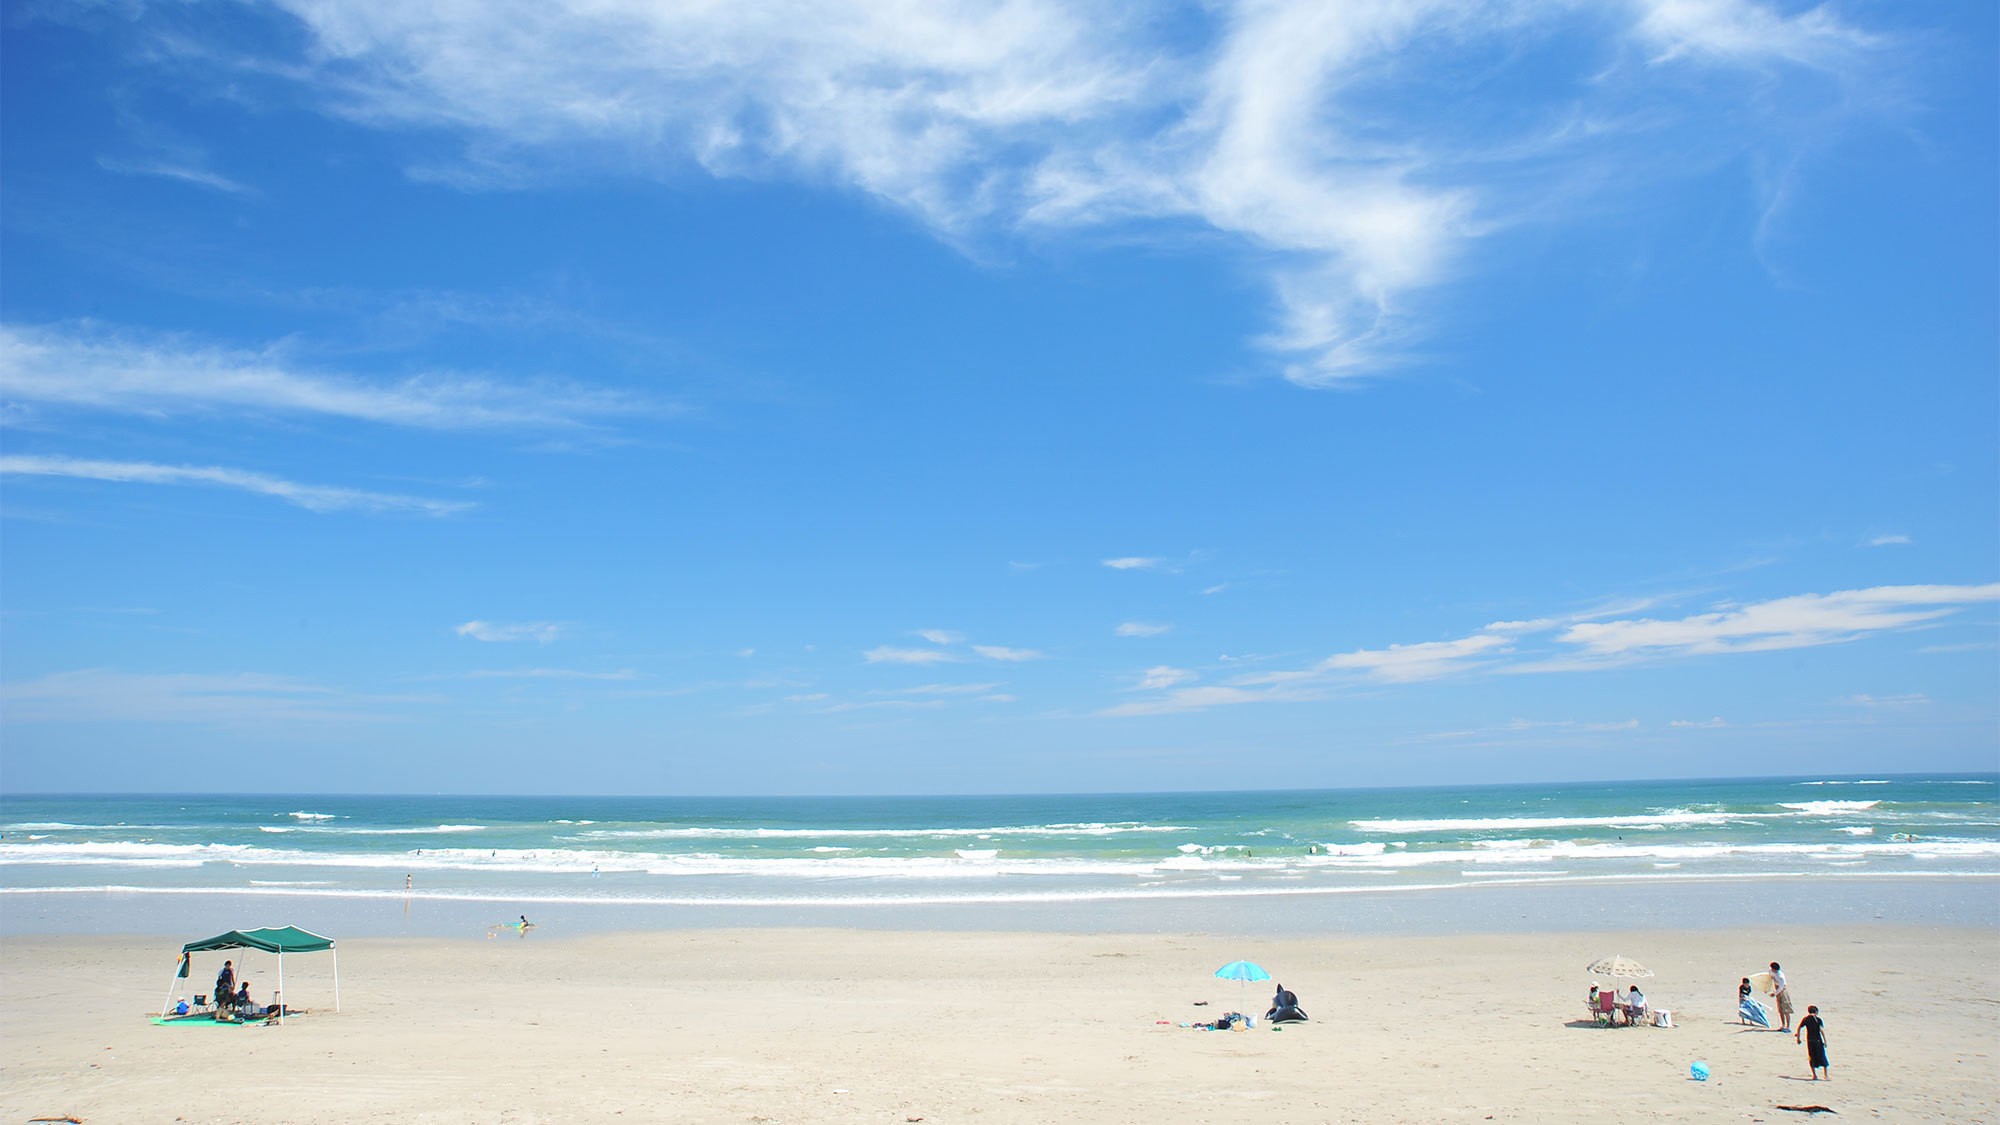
left=1265, top=983, right=1308, bottom=1023
left=1796, top=1005, right=1830, bottom=1080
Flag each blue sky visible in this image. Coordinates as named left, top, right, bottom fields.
left=1, top=0, right=1994, bottom=795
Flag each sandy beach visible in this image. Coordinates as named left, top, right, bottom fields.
left=3, top=921, right=1994, bottom=1124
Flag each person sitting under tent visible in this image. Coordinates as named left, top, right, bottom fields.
left=1265, top=983, right=1308, bottom=1023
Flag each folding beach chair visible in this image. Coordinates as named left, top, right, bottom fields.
left=1594, top=991, right=1617, bottom=1026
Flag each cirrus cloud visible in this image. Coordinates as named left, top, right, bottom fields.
left=0, top=453, right=470, bottom=516
left=456, top=620, right=566, bottom=644
left=1106, top=581, right=1998, bottom=715
left=106, top=0, right=1892, bottom=381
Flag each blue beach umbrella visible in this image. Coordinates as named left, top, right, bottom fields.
left=1214, top=960, right=1270, bottom=1015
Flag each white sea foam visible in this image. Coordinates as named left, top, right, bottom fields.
left=579, top=822, right=1189, bottom=840
left=7, top=835, right=2000, bottom=884
left=263, top=823, right=486, bottom=835
left=1837, top=826, right=1875, bottom=836
left=2, top=822, right=94, bottom=831
left=1312, top=843, right=1387, bottom=857
left=1349, top=812, right=1734, bottom=833
left=1778, top=801, right=1881, bottom=814
left=287, top=811, right=338, bottom=821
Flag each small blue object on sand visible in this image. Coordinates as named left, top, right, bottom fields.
left=1690, top=1061, right=1710, bottom=1082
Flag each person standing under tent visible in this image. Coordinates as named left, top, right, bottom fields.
left=215, top=960, right=236, bottom=1012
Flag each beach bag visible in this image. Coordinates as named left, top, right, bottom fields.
left=1652, top=1010, right=1673, bottom=1028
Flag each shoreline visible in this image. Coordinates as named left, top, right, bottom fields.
left=4, top=921, right=1995, bottom=1123
left=5, top=870, right=1994, bottom=940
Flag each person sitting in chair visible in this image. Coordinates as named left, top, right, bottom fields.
left=1625, top=984, right=1647, bottom=1026
left=235, top=982, right=266, bottom=1018
left=1265, top=983, right=1308, bottom=1023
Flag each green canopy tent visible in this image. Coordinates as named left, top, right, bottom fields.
left=162, top=926, right=340, bottom=1021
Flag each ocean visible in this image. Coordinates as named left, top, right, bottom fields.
left=4, top=774, right=1995, bottom=937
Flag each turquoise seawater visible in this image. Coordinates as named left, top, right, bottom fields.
left=4, top=775, right=1994, bottom=924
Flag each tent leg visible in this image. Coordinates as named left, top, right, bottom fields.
left=276, top=952, right=285, bottom=1025
left=333, top=948, right=341, bottom=1012
left=159, top=966, right=183, bottom=1018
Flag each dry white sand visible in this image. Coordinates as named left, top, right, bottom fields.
left=2, top=924, right=1994, bottom=1123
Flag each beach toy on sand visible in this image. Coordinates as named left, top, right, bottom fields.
left=1690, top=1061, right=1710, bottom=1082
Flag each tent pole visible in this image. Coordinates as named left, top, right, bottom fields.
left=276, top=951, right=285, bottom=1025
left=333, top=947, right=341, bottom=1012
left=159, top=964, right=182, bottom=1017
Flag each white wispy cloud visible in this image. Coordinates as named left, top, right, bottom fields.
left=1102, top=557, right=1163, bottom=571
left=1100, top=683, right=1323, bottom=718
left=1840, top=692, right=1929, bottom=708
left=864, top=645, right=963, bottom=665
left=0, top=323, right=655, bottom=429
left=148, top=0, right=1890, bottom=379
left=872, top=682, right=1002, bottom=697
left=1556, top=584, right=2000, bottom=658
left=1867, top=534, right=1912, bottom=547
left=1116, top=621, right=1171, bottom=637
left=916, top=629, right=965, bottom=645
left=456, top=620, right=566, bottom=644
left=463, top=667, right=637, bottom=680
left=1669, top=717, right=1729, bottom=728
left=1107, top=581, right=1999, bottom=715
left=0, top=668, right=412, bottom=723
left=1426, top=718, right=1642, bottom=741
left=97, top=155, right=256, bottom=196
left=0, top=454, right=470, bottom=516
left=1309, top=634, right=1513, bottom=684
left=972, top=644, right=1045, bottom=662
left=1634, top=0, right=1882, bottom=67
left=1136, top=665, right=1197, bottom=691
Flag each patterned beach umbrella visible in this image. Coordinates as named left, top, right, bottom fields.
left=1584, top=955, right=1654, bottom=979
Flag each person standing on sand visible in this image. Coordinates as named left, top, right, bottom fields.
left=215, top=960, right=235, bottom=1010
left=1771, top=962, right=1794, bottom=1031
left=1796, top=1005, right=1830, bottom=1079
